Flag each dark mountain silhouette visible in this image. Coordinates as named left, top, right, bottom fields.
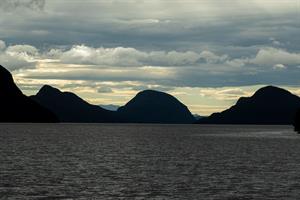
left=294, top=109, right=300, bottom=133
left=0, top=65, right=58, bottom=122
left=197, top=86, right=300, bottom=124
left=117, top=90, right=195, bottom=124
left=31, top=85, right=119, bottom=123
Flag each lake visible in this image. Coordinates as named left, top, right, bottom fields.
left=0, top=124, right=299, bottom=199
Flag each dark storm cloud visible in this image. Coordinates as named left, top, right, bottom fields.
left=2, top=14, right=298, bottom=52
left=0, top=0, right=298, bottom=51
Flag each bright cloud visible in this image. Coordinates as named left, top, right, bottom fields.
left=252, top=47, right=300, bottom=67
left=273, top=64, right=287, bottom=70
left=58, top=45, right=208, bottom=67
left=0, top=40, right=36, bottom=70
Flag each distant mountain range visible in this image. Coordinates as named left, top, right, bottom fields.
left=31, top=86, right=195, bottom=124
left=1, top=65, right=300, bottom=127
left=0, top=65, right=58, bottom=122
left=197, top=86, right=300, bottom=125
left=193, top=114, right=204, bottom=120
left=99, top=104, right=120, bottom=111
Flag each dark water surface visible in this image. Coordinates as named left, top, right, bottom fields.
left=0, top=124, right=299, bottom=199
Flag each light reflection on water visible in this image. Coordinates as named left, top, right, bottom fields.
left=0, top=124, right=299, bottom=199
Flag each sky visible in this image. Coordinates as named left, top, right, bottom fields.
left=0, top=0, right=300, bottom=115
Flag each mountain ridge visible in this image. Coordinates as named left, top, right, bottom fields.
left=2, top=65, right=300, bottom=126
left=31, top=85, right=119, bottom=123
left=0, top=65, right=59, bottom=123
left=197, top=86, right=300, bottom=124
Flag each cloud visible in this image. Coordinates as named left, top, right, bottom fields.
left=0, top=0, right=45, bottom=12
left=269, top=37, right=281, bottom=46
left=146, top=51, right=201, bottom=66
left=199, top=88, right=252, bottom=101
left=21, top=66, right=176, bottom=83
left=0, top=40, right=36, bottom=70
left=199, top=51, right=228, bottom=64
left=223, top=47, right=300, bottom=69
left=48, top=45, right=300, bottom=75
left=0, top=40, right=6, bottom=50
left=0, top=0, right=297, bottom=51
left=273, top=64, right=286, bottom=70
left=97, top=87, right=113, bottom=93
left=0, top=54, right=35, bottom=71
left=251, top=47, right=300, bottom=67
left=3, top=40, right=297, bottom=88
left=55, top=45, right=229, bottom=67
left=6, top=45, right=39, bottom=59
left=60, top=46, right=144, bottom=66
left=130, top=85, right=174, bottom=92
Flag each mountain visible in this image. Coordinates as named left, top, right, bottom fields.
left=193, top=114, right=204, bottom=120
left=31, top=85, right=119, bottom=123
left=197, top=86, right=300, bottom=124
left=117, top=90, right=195, bottom=124
left=0, top=65, right=58, bottom=122
left=294, top=109, right=300, bottom=133
left=100, top=104, right=120, bottom=111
